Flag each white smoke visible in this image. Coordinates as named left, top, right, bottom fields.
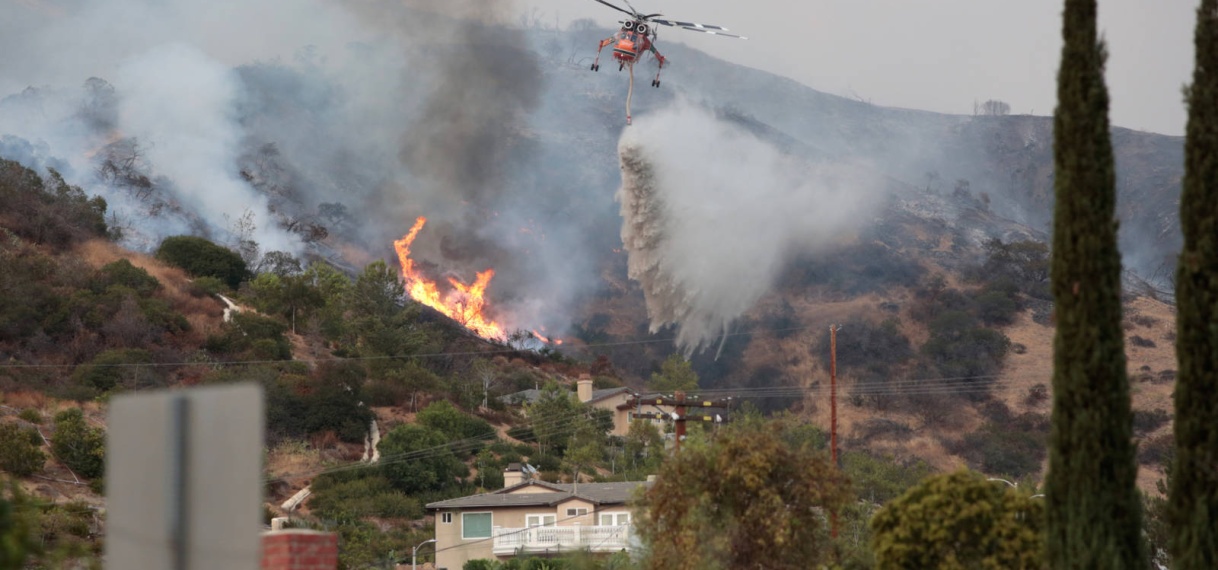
left=617, top=102, right=888, bottom=354
left=114, top=43, right=296, bottom=254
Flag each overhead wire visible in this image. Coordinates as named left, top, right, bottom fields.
left=0, top=324, right=822, bottom=369
left=268, top=370, right=1049, bottom=484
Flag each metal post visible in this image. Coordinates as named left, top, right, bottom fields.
left=169, top=396, right=190, bottom=570
left=412, top=538, right=436, bottom=570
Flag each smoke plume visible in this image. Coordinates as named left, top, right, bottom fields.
left=617, top=102, right=888, bottom=354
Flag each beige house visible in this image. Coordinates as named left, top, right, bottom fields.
left=504, top=375, right=680, bottom=437
left=426, top=465, right=649, bottom=570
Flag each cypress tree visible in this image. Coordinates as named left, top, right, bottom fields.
left=1044, top=0, right=1146, bottom=567
left=1169, top=1, right=1218, bottom=566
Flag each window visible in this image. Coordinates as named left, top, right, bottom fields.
left=566, top=508, right=588, bottom=517
left=462, top=512, right=492, bottom=539
left=441, top=512, right=453, bottom=524
left=599, top=513, right=631, bottom=526
left=526, top=514, right=556, bottom=528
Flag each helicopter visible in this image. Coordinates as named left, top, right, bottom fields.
left=589, top=0, right=746, bottom=125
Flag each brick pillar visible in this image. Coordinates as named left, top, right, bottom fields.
left=261, top=529, right=338, bottom=570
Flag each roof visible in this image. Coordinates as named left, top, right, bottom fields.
left=426, top=480, right=650, bottom=510
left=500, top=386, right=632, bottom=405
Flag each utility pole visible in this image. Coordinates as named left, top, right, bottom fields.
left=830, top=324, right=839, bottom=469
left=626, top=393, right=733, bottom=453
left=829, top=324, right=840, bottom=540
left=674, top=391, right=686, bottom=452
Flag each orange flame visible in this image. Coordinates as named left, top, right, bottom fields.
left=394, top=217, right=505, bottom=339
left=532, top=328, right=564, bottom=346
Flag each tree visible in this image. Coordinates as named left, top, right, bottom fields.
left=1044, top=0, right=1147, bottom=567
left=416, top=400, right=495, bottom=457
left=562, top=419, right=605, bottom=485
left=349, top=260, right=405, bottom=320
left=647, top=354, right=698, bottom=393
left=623, top=420, right=663, bottom=473
left=870, top=470, right=1045, bottom=569
left=257, top=251, right=302, bottom=277
left=636, top=418, right=850, bottom=570
left=1170, top=1, right=1218, bottom=566
left=51, top=409, right=105, bottom=480
left=155, top=235, right=249, bottom=289
left=0, top=480, right=39, bottom=570
left=378, top=424, right=468, bottom=495
left=0, top=425, right=45, bottom=477
left=526, top=383, right=583, bottom=456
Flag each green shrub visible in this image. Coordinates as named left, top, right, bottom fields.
left=189, top=276, right=228, bottom=296
left=206, top=312, right=290, bottom=360
left=91, top=259, right=160, bottom=296
left=0, top=423, right=47, bottom=476
left=17, top=409, right=43, bottom=424
left=1133, top=408, right=1171, bottom=436
left=155, top=235, right=249, bottom=289
left=70, top=348, right=154, bottom=393
left=378, top=424, right=468, bottom=495
left=417, top=400, right=495, bottom=454
left=51, top=409, right=105, bottom=479
left=308, top=473, right=423, bottom=521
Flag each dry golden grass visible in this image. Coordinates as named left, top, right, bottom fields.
left=266, top=439, right=325, bottom=484
left=73, top=238, right=225, bottom=321
left=1, top=390, right=48, bottom=409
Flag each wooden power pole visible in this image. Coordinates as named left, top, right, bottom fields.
left=626, top=393, right=733, bottom=453
left=829, top=324, right=840, bottom=539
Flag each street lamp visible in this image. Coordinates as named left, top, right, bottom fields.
left=987, top=477, right=1017, bottom=488
left=413, top=538, right=436, bottom=570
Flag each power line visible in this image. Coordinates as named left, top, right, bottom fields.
left=266, top=371, right=1048, bottom=484
left=0, top=323, right=828, bottom=370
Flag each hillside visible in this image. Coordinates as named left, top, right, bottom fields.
left=0, top=19, right=1188, bottom=567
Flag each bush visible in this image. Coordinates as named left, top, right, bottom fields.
left=1138, top=433, right=1174, bottom=466
left=417, top=400, right=495, bottom=452
left=308, top=472, right=423, bottom=522
left=91, top=259, right=160, bottom=296
left=51, top=409, right=105, bottom=479
left=1133, top=408, right=1171, bottom=435
left=206, top=312, right=291, bottom=360
left=17, top=409, right=43, bottom=424
left=70, top=348, right=154, bottom=393
left=155, top=235, right=249, bottom=289
left=1130, top=335, right=1157, bottom=348
left=954, top=415, right=1047, bottom=478
left=0, top=423, right=46, bottom=476
left=188, top=276, right=228, bottom=296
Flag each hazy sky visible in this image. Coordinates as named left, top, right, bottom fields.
left=527, top=0, right=1195, bottom=136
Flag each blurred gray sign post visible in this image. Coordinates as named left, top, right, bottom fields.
left=105, top=383, right=264, bottom=570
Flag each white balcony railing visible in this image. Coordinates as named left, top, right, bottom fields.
left=491, top=525, right=633, bottom=555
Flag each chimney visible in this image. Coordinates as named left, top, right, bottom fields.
left=577, top=374, right=593, bottom=403
left=504, top=463, right=524, bottom=488
left=261, top=529, right=338, bottom=570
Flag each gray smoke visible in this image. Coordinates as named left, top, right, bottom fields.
left=617, top=102, right=888, bottom=354
left=0, top=0, right=569, bottom=331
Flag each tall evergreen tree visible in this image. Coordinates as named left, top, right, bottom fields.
left=1169, top=1, right=1218, bottom=566
left=1044, top=0, right=1146, bottom=567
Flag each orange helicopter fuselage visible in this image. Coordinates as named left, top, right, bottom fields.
left=612, top=30, right=651, bottom=65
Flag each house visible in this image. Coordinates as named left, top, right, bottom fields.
left=425, top=464, right=650, bottom=570
left=503, top=375, right=730, bottom=438
left=501, top=375, right=633, bottom=435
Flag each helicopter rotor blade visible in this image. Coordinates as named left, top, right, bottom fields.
left=591, top=0, right=636, bottom=18
left=650, top=19, right=729, bottom=31
left=678, top=26, right=747, bottom=39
